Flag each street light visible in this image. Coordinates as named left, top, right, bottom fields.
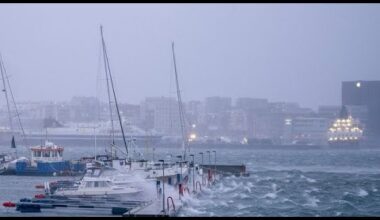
left=158, top=159, right=165, bottom=214
left=189, top=154, right=195, bottom=193
left=176, top=155, right=183, bottom=182
left=206, top=150, right=211, bottom=167
left=199, top=152, right=204, bottom=185
left=206, top=150, right=211, bottom=184
left=212, top=150, right=216, bottom=176
left=198, top=152, right=204, bottom=167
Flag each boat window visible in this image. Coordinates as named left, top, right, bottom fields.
left=93, top=169, right=101, bottom=176
left=58, top=151, right=63, bottom=157
left=94, top=181, right=102, bottom=187
left=34, top=151, right=41, bottom=157
left=52, top=151, right=57, bottom=157
left=85, top=181, right=94, bottom=188
left=43, top=151, right=50, bottom=157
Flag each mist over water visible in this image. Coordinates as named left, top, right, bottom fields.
left=0, top=139, right=380, bottom=216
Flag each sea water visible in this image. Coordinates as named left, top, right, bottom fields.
left=0, top=139, right=379, bottom=216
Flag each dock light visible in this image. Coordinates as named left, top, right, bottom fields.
left=192, top=124, right=196, bottom=128
left=356, top=82, right=361, bottom=88
left=189, top=133, right=197, bottom=140
left=158, top=159, right=165, bottom=214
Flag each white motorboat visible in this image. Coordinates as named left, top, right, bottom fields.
left=53, top=170, right=143, bottom=197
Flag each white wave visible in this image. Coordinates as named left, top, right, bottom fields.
left=305, top=196, right=320, bottom=207
left=243, top=185, right=251, bottom=193
left=300, top=174, right=316, bottom=183
left=236, top=203, right=250, bottom=210
left=281, top=198, right=298, bottom=205
left=218, top=201, right=229, bottom=207
left=246, top=182, right=254, bottom=188
left=181, top=206, right=207, bottom=215
left=304, top=187, right=319, bottom=194
left=239, top=194, right=250, bottom=199
left=358, top=188, right=368, bottom=197
left=262, top=192, right=277, bottom=199
left=271, top=183, right=277, bottom=191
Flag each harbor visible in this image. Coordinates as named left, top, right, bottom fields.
left=0, top=25, right=249, bottom=217
left=0, top=3, right=380, bottom=217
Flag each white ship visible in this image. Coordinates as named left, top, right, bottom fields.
left=327, top=106, right=363, bottom=147
left=25, top=121, right=162, bottom=142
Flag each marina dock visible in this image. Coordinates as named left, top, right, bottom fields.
left=201, top=164, right=248, bottom=176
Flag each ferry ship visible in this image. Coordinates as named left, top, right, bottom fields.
left=327, top=106, right=363, bottom=147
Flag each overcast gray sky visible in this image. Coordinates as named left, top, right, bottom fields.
left=0, top=3, right=379, bottom=110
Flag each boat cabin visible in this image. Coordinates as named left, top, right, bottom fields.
left=30, top=141, right=64, bottom=166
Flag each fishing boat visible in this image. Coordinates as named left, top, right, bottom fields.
left=11, top=140, right=85, bottom=176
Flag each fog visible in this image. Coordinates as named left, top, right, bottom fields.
left=0, top=4, right=380, bottom=109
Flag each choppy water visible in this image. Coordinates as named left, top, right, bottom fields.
left=1, top=139, right=380, bottom=216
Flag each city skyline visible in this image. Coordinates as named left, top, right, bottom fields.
left=0, top=4, right=380, bottom=110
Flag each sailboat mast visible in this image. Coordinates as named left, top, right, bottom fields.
left=100, top=26, right=116, bottom=152
left=0, top=54, right=27, bottom=146
left=0, top=54, right=14, bottom=134
left=171, top=42, right=187, bottom=160
left=100, top=26, right=129, bottom=156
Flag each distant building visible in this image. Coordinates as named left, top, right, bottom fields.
left=345, top=105, right=368, bottom=132
left=205, top=96, right=231, bottom=114
left=229, top=109, right=248, bottom=134
left=119, top=103, right=140, bottom=126
left=235, top=97, right=269, bottom=112
left=290, top=117, right=330, bottom=145
left=318, top=105, right=340, bottom=119
left=342, top=80, right=380, bottom=136
left=186, top=100, right=203, bottom=127
left=140, top=97, right=181, bottom=135
left=70, top=97, right=100, bottom=122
